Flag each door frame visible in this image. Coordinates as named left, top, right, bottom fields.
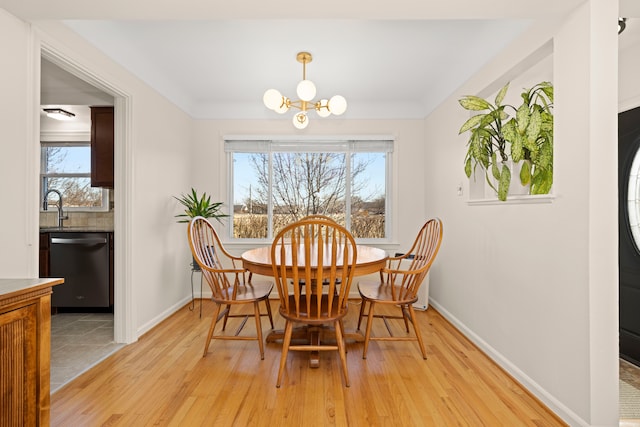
left=39, top=42, right=136, bottom=344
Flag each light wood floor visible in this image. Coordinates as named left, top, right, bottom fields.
left=51, top=299, right=566, bottom=426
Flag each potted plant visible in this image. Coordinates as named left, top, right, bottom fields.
left=175, top=188, right=228, bottom=270
left=458, top=81, right=553, bottom=201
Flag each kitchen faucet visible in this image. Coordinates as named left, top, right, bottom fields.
left=43, top=189, right=68, bottom=228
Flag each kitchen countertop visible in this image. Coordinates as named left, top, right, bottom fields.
left=40, top=227, right=114, bottom=233
left=0, top=278, right=64, bottom=301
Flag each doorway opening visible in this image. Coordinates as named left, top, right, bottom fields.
left=40, top=46, right=135, bottom=352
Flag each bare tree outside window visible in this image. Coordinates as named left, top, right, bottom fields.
left=232, top=146, right=387, bottom=239
left=41, top=144, right=106, bottom=209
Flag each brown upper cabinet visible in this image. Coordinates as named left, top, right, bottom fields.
left=90, top=106, right=114, bottom=188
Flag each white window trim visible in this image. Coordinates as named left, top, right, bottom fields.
left=224, top=134, right=394, bottom=243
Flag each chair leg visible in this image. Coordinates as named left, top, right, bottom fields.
left=357, top=298, right=367, bottom=331
left=276, top=320, right=293, bottom=388
left=253, top=302, right=265, bottom=360
left=362, top=301, right=376, bottom=359
left=203, top=302, right=222, bottom=357
left=222, top=304, right=231, bottom=331
left=401, top=304, right=410, bottom=333
left=338, top=319, right=347, bottom=354
left=408, top=304, right=427, bottom=359
left=264, top=298, right=274, bottom=329
left=334, top=320, right=350, bottom=387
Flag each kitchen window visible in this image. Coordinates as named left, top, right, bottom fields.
left=225, top=137, right=393, bottom=241
left=40, top=142, right=109, bottom=211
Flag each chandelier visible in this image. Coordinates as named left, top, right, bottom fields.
left=263, top=51, right=347, bottom=129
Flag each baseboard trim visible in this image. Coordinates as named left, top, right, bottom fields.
left=137, top=295, right=192, bottom=338
left=429, top=298, right=587, bottom=427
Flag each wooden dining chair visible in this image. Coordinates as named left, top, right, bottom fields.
left=300, top=214, right=337, bottom=222
left=188, top=216, right=274, bottom=359
left=298, top=214, right=341, bottom=287
left=271, top=218, right=358, bottom=387
left=357, top=218, right=443, bottom=359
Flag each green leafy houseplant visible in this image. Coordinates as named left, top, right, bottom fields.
left=175, top=189, right=228, bottom=271
left=458, top=81, right=554, bottom=201
left=174, top=188, right=229, bottom=224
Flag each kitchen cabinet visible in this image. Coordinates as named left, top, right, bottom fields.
left=90, top=106, right=114, bottom=188
left=0, top=278, right=63, bottom=426
left=39, top=232, right=49, bottom=277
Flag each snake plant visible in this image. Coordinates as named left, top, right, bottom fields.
left=174, top=188, right=228, bottom=223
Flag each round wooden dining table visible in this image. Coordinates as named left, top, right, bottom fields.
left=241, top=244, right=388, bottom=278
left=241, top=243, right=388, bottom=367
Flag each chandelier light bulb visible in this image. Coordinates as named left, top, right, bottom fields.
left=263, top=89, right=283, bottom=110
left=329, top=95, right=347, bottom=116
left=293, top=111, right=309, bottom=129
left=296, top=79, right=317, bottom=102
left=316, top=99, right=331, bottom=118
left=274, top=98, right=290, bottom=114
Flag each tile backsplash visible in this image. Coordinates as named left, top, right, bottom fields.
left=40, top=210, right=114, bottom=229
left=40, top=189, right=114, bottom=230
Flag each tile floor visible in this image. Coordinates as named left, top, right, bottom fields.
left=50, top=312, right=124, bottom=393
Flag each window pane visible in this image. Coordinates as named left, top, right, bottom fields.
left=44, top=146, right=91, bottom=173
left=351, top=153, right=386, bottom=238
left=271, top=152, right=346, bottom=236
left=43, top=177, right=103, bottom=208
left=629, top=145, right=640, bottom=253
left=232, top=153, right=267, bottom=238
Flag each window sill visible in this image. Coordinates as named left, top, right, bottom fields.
left=466, top=194, right=555, bottom=206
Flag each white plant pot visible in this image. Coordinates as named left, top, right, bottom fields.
left=471, top=160, right=531, bottom=200
left=509, top=160, right=531, bottom=196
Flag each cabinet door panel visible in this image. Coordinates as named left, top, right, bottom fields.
left=0, top=303, right=37, bottom=426
left=90, top=106, right=114, bottom=188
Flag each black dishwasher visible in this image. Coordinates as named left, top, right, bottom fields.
left=50, top=232, right=110, bottom=308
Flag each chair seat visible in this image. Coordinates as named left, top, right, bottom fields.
left=358, top=280, right=418, bottom=305
left=279, top=294, right=346, bottom=324
left=215, top=280, right=273, bottom=303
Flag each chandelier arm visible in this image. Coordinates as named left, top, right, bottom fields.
left=287, top=100, right=309, bottom=111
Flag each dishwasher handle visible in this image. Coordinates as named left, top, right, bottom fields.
left=51, top=237, right=108, bottom=245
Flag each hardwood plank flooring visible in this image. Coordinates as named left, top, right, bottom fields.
left=51, top=299, right=566, bottom=426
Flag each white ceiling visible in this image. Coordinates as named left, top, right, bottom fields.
left=60, top=19, right=531, bottom=120
left=5, top=0, right=636, bottom=124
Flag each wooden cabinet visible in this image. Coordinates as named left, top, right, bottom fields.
left=90, top=106, right=114, bottom=188
left=109, top=233, right=114, bottom=306
left=39, top=233, right=49, bottom=278
left=0, top=278, right=63, bottom=426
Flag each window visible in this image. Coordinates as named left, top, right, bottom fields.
left=629, top=144, right=640, bottom=254
left=226, top=137, right=393, bottom=241
left=41, top=142, right=109, bottom=211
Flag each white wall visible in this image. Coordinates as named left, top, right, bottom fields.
left=0, top=10, right=39, bottom=277
left=425, top=1, right=618, bottom=425
left=619, top=20, right=640, bottom=112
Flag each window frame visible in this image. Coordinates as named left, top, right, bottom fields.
left=40, top=141, right=110, bottom=212
left=225, top=135, right=394, bottom=243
